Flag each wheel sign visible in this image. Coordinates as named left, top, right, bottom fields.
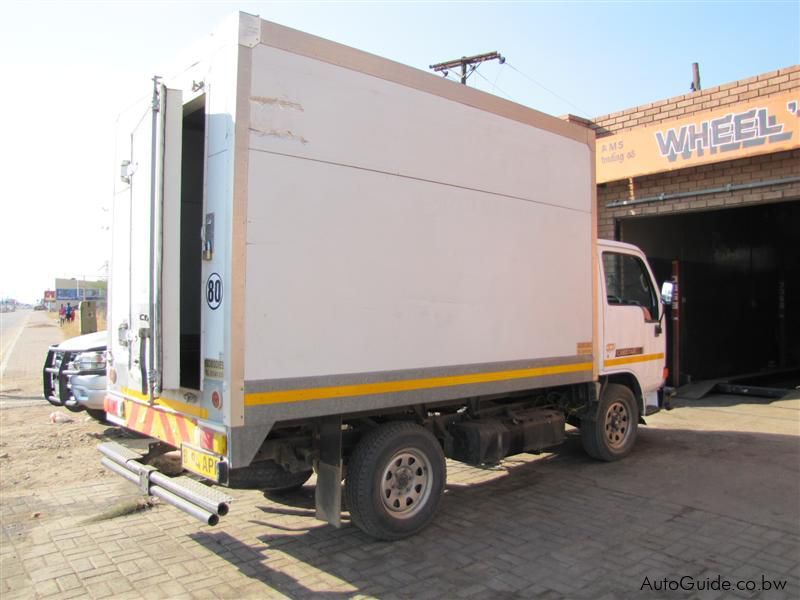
left=206, top=273, right=223, bottom=310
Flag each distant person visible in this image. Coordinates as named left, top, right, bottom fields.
left=58, top=305, right=66, bottom=326
left=65, top=303, right=73, bottom=323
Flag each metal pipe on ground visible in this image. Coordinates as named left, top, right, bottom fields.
left=101, top=456, right=139, bottom=486
left=98, top=443, right=229, bottom=518
left=150, top=485, right=219, bottom=526
left=150, top=471, right=229, bottom=517
left=100, top=457, right=219, bottom=526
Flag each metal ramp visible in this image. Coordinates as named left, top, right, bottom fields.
left=676, top=368, right=800, bottom=400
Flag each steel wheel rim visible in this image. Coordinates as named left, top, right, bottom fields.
left=380, top=448, right=432, bottom=519
left=604, top=400, right=631, bottom=449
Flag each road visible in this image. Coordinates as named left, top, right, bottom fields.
left=0, top=310, right=30, bottom=372
left=0, top=309, right=63, bottom=405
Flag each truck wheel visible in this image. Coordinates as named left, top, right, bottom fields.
left=345, top=422, right=446, bottom=540
left=581, top=383, right=638, bottom=461
left=228, top=460, right=312, bottom=492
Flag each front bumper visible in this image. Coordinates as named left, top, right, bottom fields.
left=70, top=374, right=106, bottom=410
left=43, top=348, right=106, bottom=411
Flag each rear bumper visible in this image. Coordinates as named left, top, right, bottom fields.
left=104, top=392, right=231, bottom=493
left=98, top=441, right=232, bottom=526
left=104, top=394, right=228, bottom=456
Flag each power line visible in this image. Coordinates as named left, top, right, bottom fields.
left=492, top=60, right=504, bottom=90
left=504, top=62, right=592, bottom=118
left=473, top=68, right=513, bottom=101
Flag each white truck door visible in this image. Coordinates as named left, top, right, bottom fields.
left=600, top=246, right=666, bottom=403
left=124, top=80, right=183, bottom=398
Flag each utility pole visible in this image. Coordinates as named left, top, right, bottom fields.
left=430, top=51, right=505, bottom=85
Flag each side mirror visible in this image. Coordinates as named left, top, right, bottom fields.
left=661, top=281, right=675, bottom=305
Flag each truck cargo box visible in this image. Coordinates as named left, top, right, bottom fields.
left=107, top=13, right=597, bottom=468
left=102, top=13, right=666, bottom=539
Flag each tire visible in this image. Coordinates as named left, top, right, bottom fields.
left=581, top=383, right=638, bottom=461
left=227, top=460, right=312, bottom=492
left=345, top=422, right=446, bottom=541
left=64, top=398, right=86, bottom=413
left=44, top=394, right=63, bottom=407
left=85, top=409, right=108, bottom=424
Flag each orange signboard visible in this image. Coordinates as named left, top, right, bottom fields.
left=596, top=91, right=800, bottom=183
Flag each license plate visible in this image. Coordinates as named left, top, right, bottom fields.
left=181, top=445, right=221, bottom=482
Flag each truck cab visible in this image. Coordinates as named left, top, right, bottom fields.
left=589, top=240, right=668, bottom=461
left=600, top=241, right=667, bottom=406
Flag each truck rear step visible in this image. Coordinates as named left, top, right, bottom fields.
left=98, top=441, right=232, bottom=526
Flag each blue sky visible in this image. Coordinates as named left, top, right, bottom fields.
left=0, top=0, right=798, bottom=302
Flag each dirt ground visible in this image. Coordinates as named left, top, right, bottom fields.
left=0, top=405, right=121, bottom=492
left=0, top=309, right=121, bottom=494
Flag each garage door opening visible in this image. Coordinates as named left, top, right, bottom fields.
left=619, top=200, right=800, bottom=385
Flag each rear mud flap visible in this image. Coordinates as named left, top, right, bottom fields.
left=315, top=417, right=342, bottom=528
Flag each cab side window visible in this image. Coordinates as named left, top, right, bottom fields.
left=603, top=252, right=658, bottom=320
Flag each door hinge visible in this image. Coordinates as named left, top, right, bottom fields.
left=202, top=212, right=215, bottom=261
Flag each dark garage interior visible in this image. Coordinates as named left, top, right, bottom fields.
left=620, top=200, right=800, bottom=386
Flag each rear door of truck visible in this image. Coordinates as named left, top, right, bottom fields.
left=109, top=76, right=234, bottom=483
left=111, top=80, right=188, bottom=399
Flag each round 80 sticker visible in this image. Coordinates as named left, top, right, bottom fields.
left=206, top=273, right=223, bottom=310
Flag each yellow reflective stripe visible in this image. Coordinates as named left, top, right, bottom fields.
left=120, top=386, right=149, bottom=402
left=603, top=352, right=665, bottom=368
left=244, top=362, right=594, bottom=406
left=156, top=397, right=209, bottom=420
left=120, top=387, right=209, bottom=420
left=122, top=399, right=226, bottom=455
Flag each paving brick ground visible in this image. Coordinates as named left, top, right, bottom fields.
left=1, top=313, right=798, bottom=598
left=2, top=396, right=798, bottom=600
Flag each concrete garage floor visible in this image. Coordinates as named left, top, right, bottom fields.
left=1, top=390, right=798, bottom=598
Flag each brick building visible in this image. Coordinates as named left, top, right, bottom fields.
left=578, top=66, right=799, bottom=386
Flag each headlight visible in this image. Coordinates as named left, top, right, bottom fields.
left=74, top=351, right=107, bottom=371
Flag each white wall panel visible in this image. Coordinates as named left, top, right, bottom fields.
left=241, top=35, right=593, bottom=381
left=244, top=154, right=592, bottom=379
left=247, top=45, right=591, bottom=214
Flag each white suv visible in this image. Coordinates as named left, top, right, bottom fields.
left=43, top=331, right=107, bottom=421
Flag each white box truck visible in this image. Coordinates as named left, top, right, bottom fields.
left=99, top=13, right=669, bottom=540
